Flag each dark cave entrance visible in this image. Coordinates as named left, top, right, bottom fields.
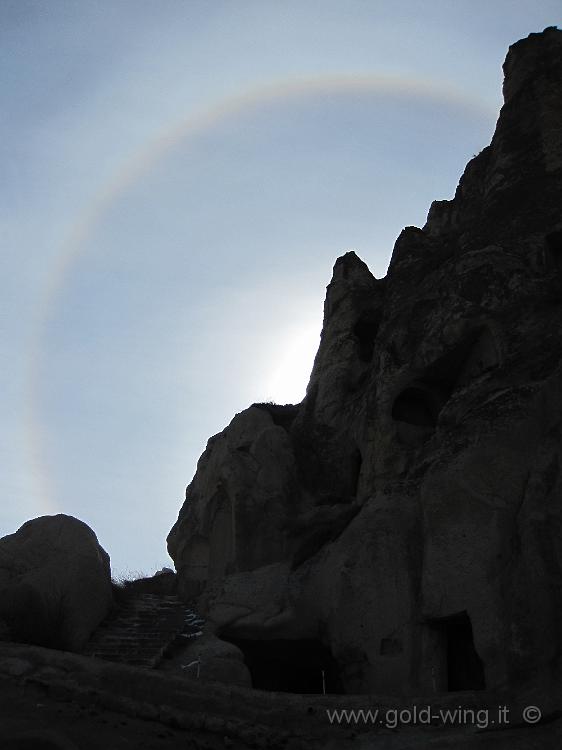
left=226, top=637, right=344, bottom=694
left=350, top=447, right=362, bottom=497
left=392, top=327, right=500, bottom=441
left=392, top=386, right=438, bottom=427
left=546, top=230, right=562, bottom=270
left=353, top=310, right=381, bottom=363
left=430, top=612, right=486, bottom=692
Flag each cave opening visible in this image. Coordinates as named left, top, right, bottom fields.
left=392, top=386, right=438, bottom=427
left=392, top=326, right=500, bottom=433
left=353, top=310, right=381, bottom=363
left=350, top=447, right=362, bottom=497
left=225, top=637, right=344, bottom=694
left=546, top=230, right=562, bottom=270
left=432, top=612, right=486, bottom=691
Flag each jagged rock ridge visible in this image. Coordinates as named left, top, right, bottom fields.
left=168, top=27, right=562, bottom=698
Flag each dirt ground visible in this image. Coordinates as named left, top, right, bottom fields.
left=0, top=678, right=250, bottom=750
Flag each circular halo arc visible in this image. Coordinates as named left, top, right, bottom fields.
left=26, top=74, right=497, bottom=514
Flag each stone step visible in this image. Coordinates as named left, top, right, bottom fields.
left=82, top=593, right=204, bottom=669
left=88, top=632, right=177, bottom=641
left=86, top=647, right=163, bottom=656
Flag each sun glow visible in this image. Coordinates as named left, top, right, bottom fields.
left=264, top=320, right=321, bottom=405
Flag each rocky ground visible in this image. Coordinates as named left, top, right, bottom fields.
left=0, top=678, right=200, bottom=750
left=1, top=641, right=561, bottom=749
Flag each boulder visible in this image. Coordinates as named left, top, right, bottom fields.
left=168, top=27, right=562, bottom=698
left=174, top=632, right=252, bottom=687
left=0, top=514, right=112, bottom=651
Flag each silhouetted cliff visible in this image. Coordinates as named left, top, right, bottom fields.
left=168, top=27, right=562, bottom=701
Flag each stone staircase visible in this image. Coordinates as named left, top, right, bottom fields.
left=83, top=593, right=204, bottom=668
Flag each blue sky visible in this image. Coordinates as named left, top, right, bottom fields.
left=2, top=1, right=560, bottom=575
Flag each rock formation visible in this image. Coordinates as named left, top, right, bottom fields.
left=0, top=514, right=112, bottom=651
left=168, top=27, right=562, bottom=697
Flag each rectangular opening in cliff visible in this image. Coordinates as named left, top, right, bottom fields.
left=353, top=309, right=381, bottom=363
left=429, top=612, right=486, bottom=692
left=546, top=230, right=562, bottom=270
left=223, top=637, right=344, bottom=694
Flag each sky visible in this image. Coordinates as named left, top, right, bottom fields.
left=2, top=1, right=560, bottom=576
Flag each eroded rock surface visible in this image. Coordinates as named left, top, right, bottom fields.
left=0, top=514, right=112, bottom=651
left=168, top=27, right=562, bottom=698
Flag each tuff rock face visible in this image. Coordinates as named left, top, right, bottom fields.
left=168, top=27, right=562, bottom=696
left=0, top=514, right=112, bottom=651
